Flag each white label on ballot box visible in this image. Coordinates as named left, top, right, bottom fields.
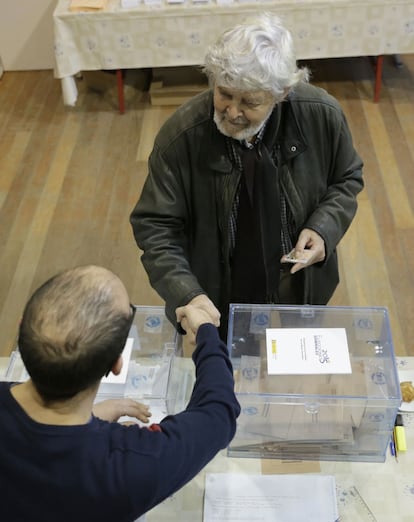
left=266, top=327, right=351, bottom=375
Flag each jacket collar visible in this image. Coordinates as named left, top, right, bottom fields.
left=204, top=93, right=307, bottom=171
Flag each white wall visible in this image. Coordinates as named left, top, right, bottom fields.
left=0, top=0, right=55, bottom=70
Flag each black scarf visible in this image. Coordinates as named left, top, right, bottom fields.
left=230, top=106, right=283, bottom=304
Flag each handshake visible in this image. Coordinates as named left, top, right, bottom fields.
left=175, top=294, right=221, bottom=346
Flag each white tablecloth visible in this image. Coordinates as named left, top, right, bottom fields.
left=53, top=0, right=414, bottom=105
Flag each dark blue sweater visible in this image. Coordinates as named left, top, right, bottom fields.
left=0, top=324, right=240, bottom=522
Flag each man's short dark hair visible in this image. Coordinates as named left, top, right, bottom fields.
left=18, top=266, right=132, bottom=402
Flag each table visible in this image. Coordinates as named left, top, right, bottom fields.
left=1, top=354, right=414, bottom=521
left=143, top=356, right=414, bottom=521
left=53, top=0, right=414, bottom=111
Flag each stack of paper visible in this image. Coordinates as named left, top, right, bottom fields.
left=69, top=0, right=109, bottom=11
left=204, top=473, right=339, bottom=521
left=121, top=0, right=140, bottom=7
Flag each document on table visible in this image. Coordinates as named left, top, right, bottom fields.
left=69, top=0, right=108, bottom=10
left=203, top=473, right=339, bottom=522
left=266, top=327, right=352, bottom=375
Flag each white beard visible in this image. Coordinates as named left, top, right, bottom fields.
left=213, top=106, right=274, bottom=141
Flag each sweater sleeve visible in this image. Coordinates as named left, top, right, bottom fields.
left=122, top=323, right=240, bottom=516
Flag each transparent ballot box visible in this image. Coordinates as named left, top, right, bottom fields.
left=4, top=306, right=194, bottom=419
left=227, top=304, right=401, bottom=462
left=96, top=305, right=193, bottom=416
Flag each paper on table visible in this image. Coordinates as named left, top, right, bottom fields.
left=69, top=0, right=108, bottom=10
left=203, top=473, right=339, bottom=522
left=121, top=0, right=140, bottom=7
left=336, top=484, right=377, bottom=521
left=266, top=328, right=352, bottom=375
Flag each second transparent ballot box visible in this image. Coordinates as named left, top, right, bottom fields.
left=227, top=304, right=401, bottom=462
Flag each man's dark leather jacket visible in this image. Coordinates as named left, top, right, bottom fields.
left=130, top=82, right=364, bottom=329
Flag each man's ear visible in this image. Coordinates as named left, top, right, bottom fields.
left=111, top=356, right=123, bottom=376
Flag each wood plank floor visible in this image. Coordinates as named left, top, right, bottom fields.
left=0, top=55, right=413, bottom=357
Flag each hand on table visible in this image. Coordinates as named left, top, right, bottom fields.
left=93, top=398, right=151, bottom=424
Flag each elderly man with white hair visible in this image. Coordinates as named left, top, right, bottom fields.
left=131, top=13, right=364, bottom=342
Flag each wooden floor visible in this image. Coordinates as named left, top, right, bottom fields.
left=1, top=55, right=414, bottom=357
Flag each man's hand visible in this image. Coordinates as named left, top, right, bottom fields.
left=281, top=228, right=326, bottom=274
left=93, top=398, right=151, bottom=423
left=176, top=296, right=220, bottom=346
left=187, top=294, right=221, bottom=326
